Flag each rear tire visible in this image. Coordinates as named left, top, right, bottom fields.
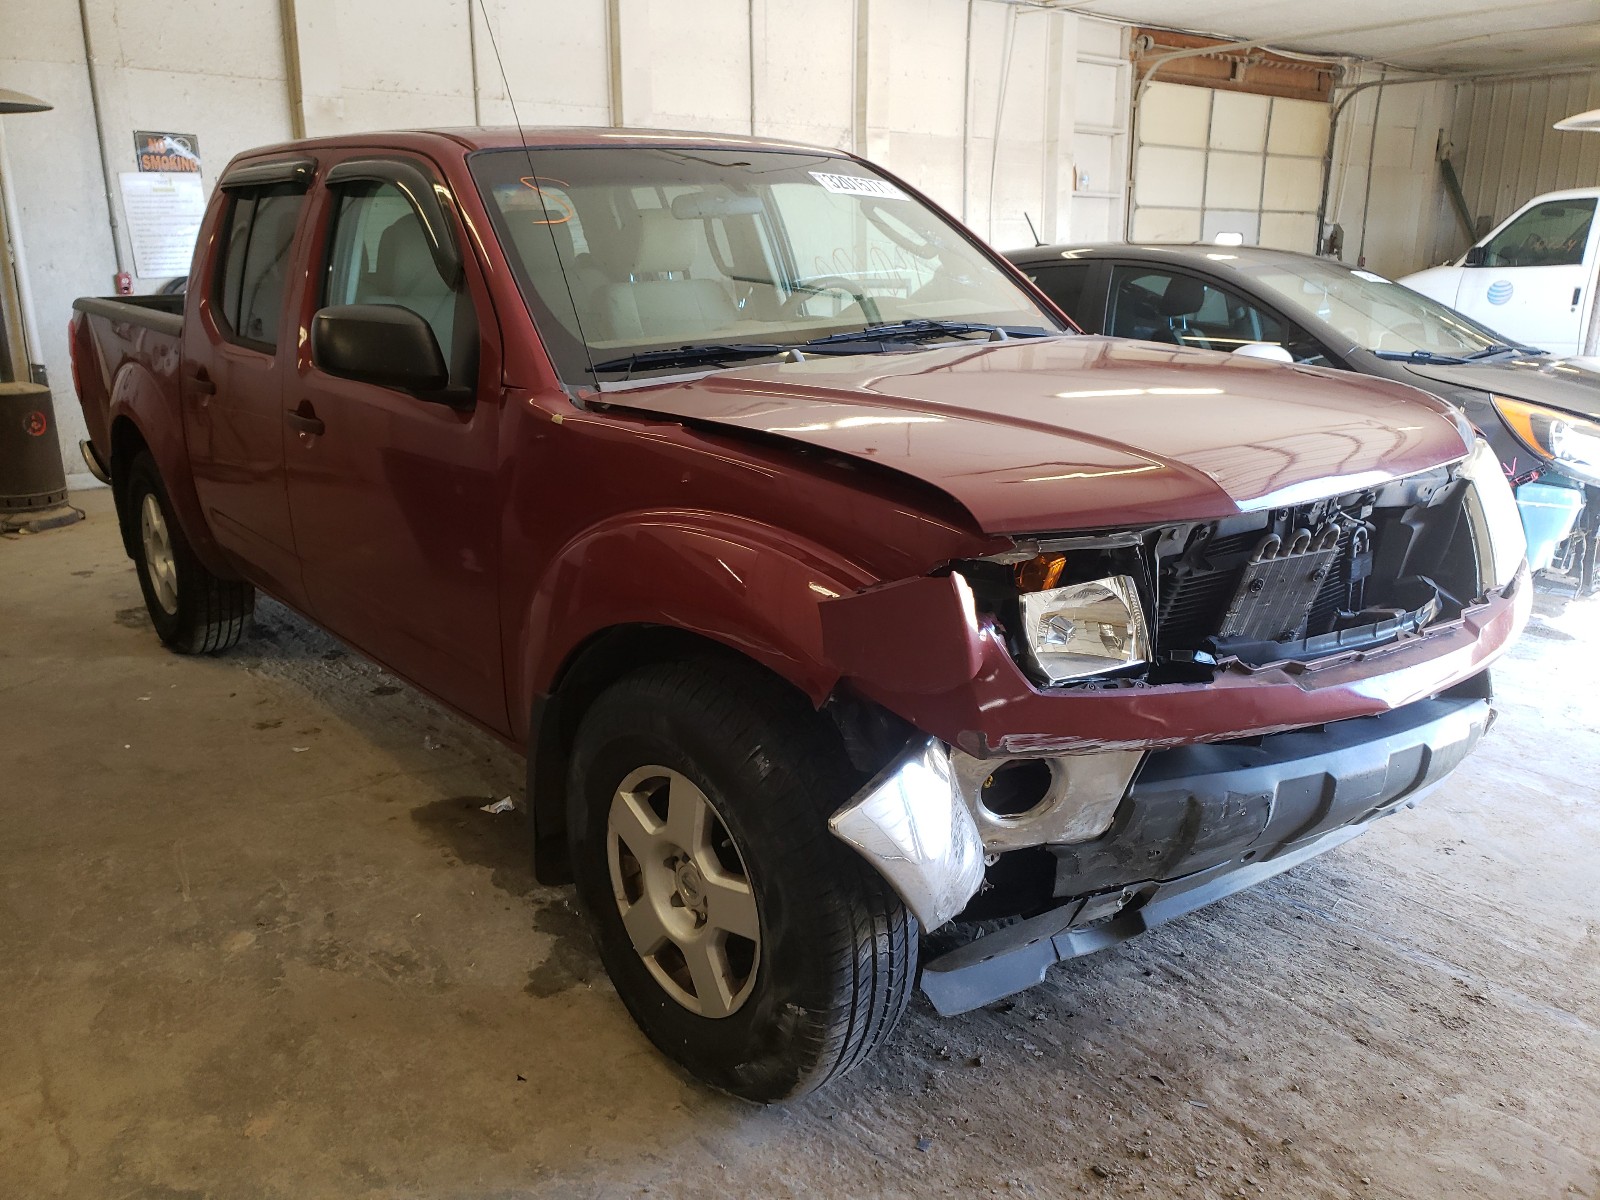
left=125, top=451, right=253, bottom=654
left=567, top=658, right=918, bottom=1101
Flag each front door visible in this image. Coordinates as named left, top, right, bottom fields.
left=1456, top=195, right=1598, bottom=356
left=284, top=156, right=506, bottom=733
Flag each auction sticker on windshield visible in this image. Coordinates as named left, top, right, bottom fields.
left=810, top=171, right=908, bottom=201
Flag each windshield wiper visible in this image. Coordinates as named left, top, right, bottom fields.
left=1463, top=343, right=1534, bottom=360
left=801, top=319, right=1053, bottom=348
left=590, top=343, right=790, bottom=375
left=1371, top=349, right=1470, bottom=365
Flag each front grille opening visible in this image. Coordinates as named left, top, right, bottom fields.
left=1153, top=466, right=1475, bottom=667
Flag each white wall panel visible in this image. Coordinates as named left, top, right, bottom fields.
left=1259, top=211, right=1317, bottom=252
left=1074, top=61, right=1122, bottom=130
left=1130, top=206, right=1201, bottom=242
left=1267, top=98, right=1328, bottom=157
left=1262, top=155, right=1323, bottom=211
left=1208, top=90, right=1268, bottom=153
left=1139, top=81, right=1207, bottom=147
left=1131, top=145, right=1202, bottom=207
left=751, top=0, right=853, bottom=148
left=1205, top=151, right=1262, bottom=210
left=471, top=0, right=612, bottom=126
left=644, top=0, right=751, bottom=134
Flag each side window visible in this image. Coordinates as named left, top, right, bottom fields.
left=214, top=184, right=306, bottom=349
left=1108, top=266, right=1290, bottom=354
left=324, top=181, right=468, bottom=382
left=1027, top=264, right=1097, bottom=329
left=1479, top=199, right=1596, bottom=268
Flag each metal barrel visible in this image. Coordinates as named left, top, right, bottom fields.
left=1, top=381, right=83, bottom=533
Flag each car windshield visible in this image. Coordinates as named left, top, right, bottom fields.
left=470, top=146, right=1062, bottom=382
left=1243, top=257, right=1512, bottom=358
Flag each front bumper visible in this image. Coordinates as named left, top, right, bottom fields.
left=822, top=566, right=1528, bottom=757
left=917, top=693, right=1491, bottom=1015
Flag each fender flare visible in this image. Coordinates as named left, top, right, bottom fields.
left=108, top=363, right=233, bottom=577
left=514, top=511, right=876, bottom=882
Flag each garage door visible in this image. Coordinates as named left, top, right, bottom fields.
left=1130, top=81, right=1329, bottom=251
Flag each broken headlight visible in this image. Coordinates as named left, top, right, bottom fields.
left=1492, top=395, right=1600, bottom=486
left=1459, top=436, right=1527, bottom=593
left=1018, top=574, right=1151, bottom=684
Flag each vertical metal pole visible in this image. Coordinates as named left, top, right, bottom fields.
left=280, top=0, right=308, bottom=138
left=1355, top=67, right=1386, bottom=265
left=0, top=128, right=32, bottom=381
left=77, top=0, right=126, bottom=276
left=606, top=0, right=625, bottom=127
left=960, top=0, right=974, bottom=222
left=468, top=0, right=483, bottom=125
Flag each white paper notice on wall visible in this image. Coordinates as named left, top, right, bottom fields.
left=809, top=171, right=909, bottom=201
left=118, top=172, right=206, bottom=278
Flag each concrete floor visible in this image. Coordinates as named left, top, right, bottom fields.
left=3, top=487, right=1599, bottom=1200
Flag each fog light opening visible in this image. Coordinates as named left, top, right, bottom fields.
left=978, top=759, right=1054, bottom=819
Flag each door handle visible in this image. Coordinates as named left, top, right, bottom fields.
left=286, top=406, right=325, bottom=437
left=189, top=369, right=216, bottom=396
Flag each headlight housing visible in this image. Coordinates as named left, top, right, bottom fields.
left=1018, top=575, right=1151, bottom=684
left=1492, top=395, right=1600, bottom=486
left=1458, top=436, right=1527, bottom=593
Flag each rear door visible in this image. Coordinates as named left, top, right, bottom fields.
left=1456, top=196, right=1598, bottom=355
left=284, top=153, right=507, bottom=732
left=183, top=159, right=313, bottom=607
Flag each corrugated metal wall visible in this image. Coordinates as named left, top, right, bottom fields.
left=1449, top=70, right=1600, bottom=233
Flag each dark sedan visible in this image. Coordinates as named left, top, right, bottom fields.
left=1006, top=242, right=1600, bottom=592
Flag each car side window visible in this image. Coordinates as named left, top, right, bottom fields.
left=214, top=183, right=306, bottom=349
left=324, top=180, right=472, bottom=385
left=1026, top=263, right=1096, bottom=329
left=1478, top=199, right=1596, bottom=268
left=1106, top=265, right=1324, bottom=362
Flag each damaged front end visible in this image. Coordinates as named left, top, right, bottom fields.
left=823, top=440, right=1529, bottom=987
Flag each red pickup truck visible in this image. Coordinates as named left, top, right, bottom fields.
left=71, top=127, right=1530, bottom=1101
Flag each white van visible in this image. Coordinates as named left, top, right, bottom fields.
left=1401, top=187, right=1600, bottom=360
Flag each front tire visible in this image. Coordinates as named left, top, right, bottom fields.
left=126, top=451, right=253, bottom=654
left=567, top=659, right=918, bottom=1101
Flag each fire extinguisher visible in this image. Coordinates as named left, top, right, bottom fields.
left=115, top=271, right=132, bottom=295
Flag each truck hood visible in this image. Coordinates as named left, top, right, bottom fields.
left=1401, top=356, right=1600, bottom=423
left=598, top=336, right=1471, bottom=535
left=1397, top=264, right=1463, bottom=308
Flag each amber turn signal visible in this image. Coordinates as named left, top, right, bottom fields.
left=1013, top=553, right=1066, bottom=593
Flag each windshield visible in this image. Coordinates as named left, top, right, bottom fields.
left=1243, top=257, right=1515, bottom=358
left=470, top=146, right=1062, bottom=381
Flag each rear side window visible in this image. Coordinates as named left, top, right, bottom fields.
left=1479, top=199, right=1596, bottom=268
left=214, top=183, right=307, bottom=349
left=1025, top=263, right=1097, bottom=330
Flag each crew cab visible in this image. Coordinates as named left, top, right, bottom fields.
left=71, top=127, right=1529, bottom=1101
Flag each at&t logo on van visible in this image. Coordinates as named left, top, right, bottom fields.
left=1487, top=280, right=1514, bottom=305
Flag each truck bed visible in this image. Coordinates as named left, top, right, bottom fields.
left=69, top=294, right=186, bottom=469
left=71, top=293, right=184, bottom=337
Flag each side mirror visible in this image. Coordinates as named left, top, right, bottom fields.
left=1231, top=342, right=1294, bottom=363
left=1463, top=245, right=1488, bottom=267
left=311, top=304, right=448, bottom=393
